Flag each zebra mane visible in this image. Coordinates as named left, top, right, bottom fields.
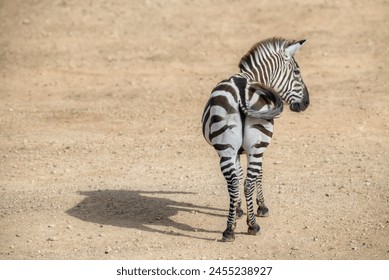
left=238, top=37, right=295, bottom=72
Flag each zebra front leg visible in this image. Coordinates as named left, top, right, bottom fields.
left=236, top=200, right=244, bottom=219
left=256, top=169, right=269, bottom=217
left=244, top=178, right=260, bottom=235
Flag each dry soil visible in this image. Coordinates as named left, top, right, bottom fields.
left=1, top=0, right=389, bottom=259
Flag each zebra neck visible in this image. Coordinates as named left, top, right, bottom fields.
left=237, top=70, right=272, bottom=88
left=238, top=69, right=272, bottom=87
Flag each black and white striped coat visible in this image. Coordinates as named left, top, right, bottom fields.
left=201, top=37, right=310, bottom=242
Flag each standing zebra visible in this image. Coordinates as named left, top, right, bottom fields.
left=201, top=37, right=310, bottom=242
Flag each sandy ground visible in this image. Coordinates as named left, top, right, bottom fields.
left=1, top=0, right=388, bottom=260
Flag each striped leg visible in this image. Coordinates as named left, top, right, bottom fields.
left=244, top=156, right=261, bottom=235
left=256, top=168, right=269, bottom=217
left=235, top=156, right=244, bottom=218
left=219, top=154, right=242, bottom=242
left=202, top=86, right=243, bottom=241
left=209, top=115, right=243, bottom=242
left=243, top=118, right=273, bottom=235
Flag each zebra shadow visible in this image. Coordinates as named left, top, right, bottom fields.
left=66, top=189, right=225, bottom=241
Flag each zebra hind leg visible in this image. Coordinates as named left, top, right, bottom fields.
left=256, top=169, right=269, bottom=217
left=220, top=156, right=242, bottom=242
left=235, top=156, right=244, bottom=218
left=222, top=179, right=240, bottom=242
left=244, top=178, right=260, bottom=235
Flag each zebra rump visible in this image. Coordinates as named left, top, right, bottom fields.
left=240, top=83, right=284, bottom=120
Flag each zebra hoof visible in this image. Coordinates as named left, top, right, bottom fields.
left=236, top=207, right=244, bottom=218
left=222, top=228, right=235, bottom=242
left=248, top=224, right=260, bottom=235
left=257, top=206, right=269, bottom=217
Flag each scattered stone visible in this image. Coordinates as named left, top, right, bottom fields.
left=105, top=246, right=112, bottom=254
left=47, top=237, right=58, bottom=242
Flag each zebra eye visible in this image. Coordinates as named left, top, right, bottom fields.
left=294, top=69, right=300, bottom=75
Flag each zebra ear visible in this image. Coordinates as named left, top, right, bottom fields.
left=284, top=39, right=306, bottom=59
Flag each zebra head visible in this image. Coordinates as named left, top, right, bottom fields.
left=239, top=37, right=309, bottom=112
left=239, top=37, right=310, bottom=112
left=277, top=39, right=310, bottom=112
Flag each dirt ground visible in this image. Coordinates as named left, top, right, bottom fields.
left=1, top=0, right=388, bottom=260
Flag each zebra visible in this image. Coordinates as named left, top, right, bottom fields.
left=201, top=37, right=310, bottom=242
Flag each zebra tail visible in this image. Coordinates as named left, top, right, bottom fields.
left=240, top=83, right=283, bottom=120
